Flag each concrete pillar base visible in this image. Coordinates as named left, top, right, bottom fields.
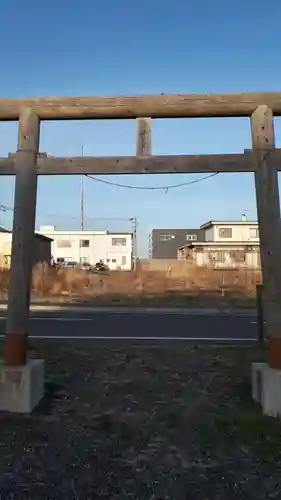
left=252, top=362, right=281, bottom=417
left=0, top=359, right=44, bottom=413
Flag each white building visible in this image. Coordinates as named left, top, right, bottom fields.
left=177, top=219, right=261, bottom=269
left=200, top=220, right=259, bottom=243
left=37, top=226, right=133, bottom=270
left=178, top=241, right=260, bottom=269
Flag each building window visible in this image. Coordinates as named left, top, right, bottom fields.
left=230, top=250, right=246, bottom=263
left=122, top=256, right=127, bottom=265
left=218, top=228, right=232, bottom=238
left=159, top=234, right=174, bottom=241
left=249, top=228, right=259, bottom=238
left=112, top=258, right=117, bottom=263
left=57, top=239, right=72, bottom=248
left=210, top=251, right=226, bottom=262
left=186, top=234, right=197, bottom=241
left=80, top=239, right=90, bottom=247
left=112, top=238, right=126, bottom=246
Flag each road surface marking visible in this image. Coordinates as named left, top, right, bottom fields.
left=0, top=317, right=92, bottom=322
left=0, top=335, right=255, bottom=341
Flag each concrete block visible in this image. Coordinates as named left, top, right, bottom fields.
left=252, top=362, right=281, bottom=417
left=0, top=359, right=44, bottom=413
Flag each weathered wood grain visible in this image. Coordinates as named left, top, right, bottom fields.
left=4, top=109, right=40, bottom=366
left=136, top=118, right=152, bottom=156
left=1, top=92, right=281, bottom=120
left=251, top=105, right=281, bottom=368
left=0, top=157, right=14, bottom=174
left=0, top=152, right=269, bottom=175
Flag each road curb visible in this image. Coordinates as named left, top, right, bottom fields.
left=0, top=304, right=257, bottom=315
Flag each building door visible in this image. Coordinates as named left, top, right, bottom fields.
left=80, top=257, right=90, bottom=265
left=106, top=255, right=119, bottom=270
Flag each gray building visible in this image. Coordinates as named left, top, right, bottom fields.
left=149, top=228, right=205, bottom=259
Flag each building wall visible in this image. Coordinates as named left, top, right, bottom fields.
left=204, top=227, right=215, bottom=241
left=210, top=224, right=259, bottom=243
left=36, top=228, right=133, bottom=270
left=182, top=245, right=260, bottom=269
left=34, top=235, right=52, bottom=265
left=0, top=232, right=52, bottom=268
left=150, top=228, right=205, bottom=259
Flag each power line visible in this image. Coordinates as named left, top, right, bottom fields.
left=85, top=172, right=219, bottom=191
left=0, top=203, right=13, bottom=212
left=0, top=171, right=219, bottom=214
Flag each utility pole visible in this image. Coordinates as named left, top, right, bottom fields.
left=80, top=145, right=84, bottom=232
left=130, top=216, right=137, bottom=268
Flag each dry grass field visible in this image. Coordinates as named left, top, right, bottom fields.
left=0, top=261, right=261, bottom=306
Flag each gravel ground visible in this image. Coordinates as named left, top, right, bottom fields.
left=0, top=343, right=280, bottom=499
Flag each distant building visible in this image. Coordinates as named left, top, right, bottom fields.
left=149, top=228, right=206, bottom=259
left=178, top=219, right=261, bottom=269
left=36, top=226, right=133, bottom=270
left=178, top=241, right=260, bottom=269
left=0, top=227, right=52, bottom=268
left=201, top=220, right=259, bottom=243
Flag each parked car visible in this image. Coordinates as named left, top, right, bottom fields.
left=61, top=261, right=77, bottom=269
left=92, top=259, right=110, bottom=273
left=80, top=262, right=93, bottom=271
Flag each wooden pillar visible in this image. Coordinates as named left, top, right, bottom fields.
left=136, top=117, right=152, bottom=156
left=4, top=109, right=40, bottom=366
left=251, top=105, right=281, bottom=368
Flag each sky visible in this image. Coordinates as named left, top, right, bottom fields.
left=1, top=0, right=281, bottom=256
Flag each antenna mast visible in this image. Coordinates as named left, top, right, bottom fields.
left=80, top=145, right=84, bottom=231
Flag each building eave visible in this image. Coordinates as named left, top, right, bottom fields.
left=178, top=241, right=260, bottom=250
left=200, top=220, right=258, bottom=229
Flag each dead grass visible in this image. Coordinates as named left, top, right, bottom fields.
left=0, top=262, right=261, bottom=302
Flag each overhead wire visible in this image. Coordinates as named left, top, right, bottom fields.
left=0, top=170, right=220, bottom=214
left=0, top=203, right=13, bottom=212
left=85, top=172, right=219, bottom=192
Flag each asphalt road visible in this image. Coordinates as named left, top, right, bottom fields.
left=0, top=307, right=258, bottom=343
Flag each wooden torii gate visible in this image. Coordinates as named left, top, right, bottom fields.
left=0, top=92, right=281, bottom=369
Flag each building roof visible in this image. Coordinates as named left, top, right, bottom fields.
left=108, top=232, right=133, bottom=236
left=0, top=226, right=52, bottom=241
left=200, top=220, right=258, bottom=229
left=37, top=227, right=132, bottom=237
left=36, top=234, right=53, bottom=242
left=151, top=228, right=204, bottom=233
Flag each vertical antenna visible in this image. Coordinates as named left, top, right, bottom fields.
left=80, top=145, right=84, bottom=231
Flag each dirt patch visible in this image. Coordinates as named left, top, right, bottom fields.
left=0, top=343, right=279, bottom=499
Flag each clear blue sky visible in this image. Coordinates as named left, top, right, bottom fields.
left=1, top=0, right=281, bottom=256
